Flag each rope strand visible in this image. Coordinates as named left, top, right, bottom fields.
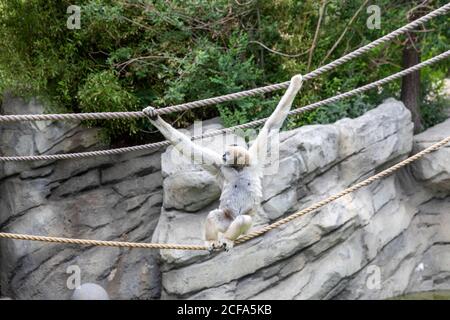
left=1, top=49, right=448, bottom=162
left=1, top=133, right=449, bottom=250
left=0, top=233, right=207, bottom=250
left=0, top=3, right=448, bottom=123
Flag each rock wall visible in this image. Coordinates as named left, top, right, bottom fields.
left=0, top=94, right=163, bottom=299
left=0, top=95, right=449, bottom=299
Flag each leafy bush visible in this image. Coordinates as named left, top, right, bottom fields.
left=78, top=70, right=140, bottom=136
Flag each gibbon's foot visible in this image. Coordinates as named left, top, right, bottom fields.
left=219, top=237, right=235, bottom=252
left=143, top=106, right=158, bottom=120
left=206, top=240, right=222, bottom=253
left=290, top=74, right=303, bottom=89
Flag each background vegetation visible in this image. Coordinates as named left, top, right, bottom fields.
left=0, top=0, right=448, bottom=145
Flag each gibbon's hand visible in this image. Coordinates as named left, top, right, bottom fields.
left=143, top=106, right=158, bottom=120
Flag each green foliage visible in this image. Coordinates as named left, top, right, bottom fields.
left=421, top=95, right=449, bottom=130
left=78, top=70, right=140, bottom=136
left=420, top=68, right=449, bottom=130
left=0, top=0, right=448, bottom=143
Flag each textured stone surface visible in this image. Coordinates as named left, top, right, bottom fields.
left=153, top=98, right=449, bottom=299
left=1, top=96, right=449, bottom=300
left=0, top=95, right=162, bottom=300
left=411, top=118, right=450, bottom=191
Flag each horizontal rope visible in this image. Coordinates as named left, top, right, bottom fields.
left=1, top=134, right=449, bottom=250
left=0, top=233, right=207, bottom=250
left=1, top=49, right=448, bottom=162
left=236, top=134, right=450, bottom=243
left=0, top=2, right=449, bottom=123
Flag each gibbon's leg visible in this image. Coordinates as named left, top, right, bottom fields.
left=219, top=215, right=253, bottom=251
left=248, top=74, right=303, bottom=169
left=263, top=74, right=303, bottom=132
left=205, top=209, right=232, bottom=252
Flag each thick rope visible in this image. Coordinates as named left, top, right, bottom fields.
left=0, top=3, right=449, bottom=123
left=1, top=134, right=449, bottom=250
left=0, top=233, right=207, bottom=250
left=1, top=50, right=448, bottom=162
left=236, top=134, right=450, bottom=243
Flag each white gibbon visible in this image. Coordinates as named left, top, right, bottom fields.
left=144, top=75, right=303, bottom=251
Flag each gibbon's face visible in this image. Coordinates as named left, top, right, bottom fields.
left=222, top=145, right=251, bottom=167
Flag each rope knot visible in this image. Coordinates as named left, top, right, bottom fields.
left=143, top=106, right=158, bottom=120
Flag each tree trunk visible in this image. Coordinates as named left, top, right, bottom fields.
left=401, top=4, right=425, bottom=133
left=400, top=38, right=422, bottom=133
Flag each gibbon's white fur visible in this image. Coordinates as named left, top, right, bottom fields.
left=145, top=75, right=303, bottom=251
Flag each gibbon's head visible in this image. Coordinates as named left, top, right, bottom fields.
left=222, top=145, right=251, bottom=168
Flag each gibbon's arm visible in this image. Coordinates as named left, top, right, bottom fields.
left=248, top=75, right=303, bottom=170
left=145, top=110, right=223, bottom=175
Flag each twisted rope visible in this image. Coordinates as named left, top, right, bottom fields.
left=1, top=134, right=449, bottom=250
left=1, top=50, right=448, bottom=162
left=236, top=134, right=450, bottom=243
left=0, top=3, right=449, bottom=123
left=0, top=233, right=207, bottom=250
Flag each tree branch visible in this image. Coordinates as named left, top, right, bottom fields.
left=248, top=40, right=311, bottom=58
left=320, top=0, right=369, bottom=65
left=307, top=0, right=327, bottom=71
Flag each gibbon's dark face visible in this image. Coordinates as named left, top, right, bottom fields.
left=223, top=145, right=251, bottom=167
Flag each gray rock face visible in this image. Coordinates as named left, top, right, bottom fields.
left=1, top=96, right=449, bottom=300
left=153, top=98, right=449, bottom=299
